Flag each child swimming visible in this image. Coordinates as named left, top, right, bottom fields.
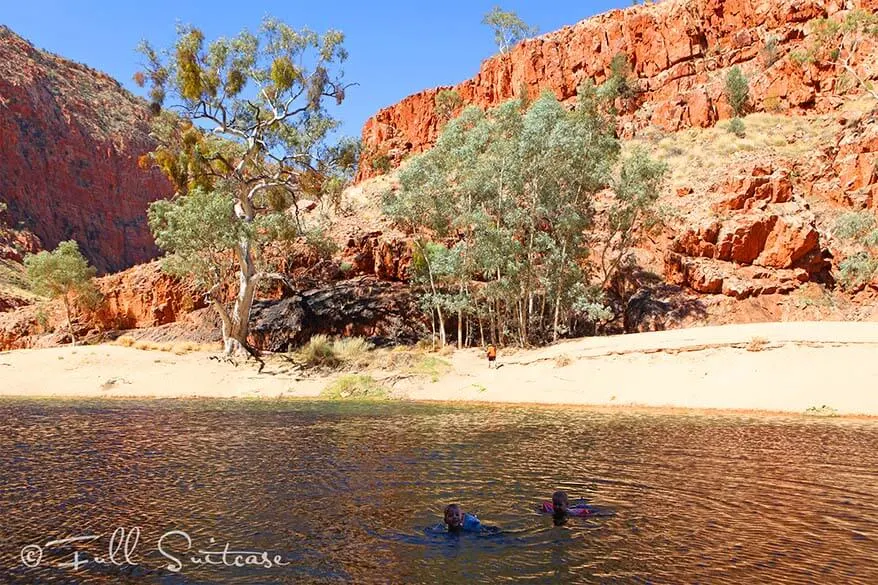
left=444, top=503, right=482, bottom=532
left=540, top=491, right=593, bottom=526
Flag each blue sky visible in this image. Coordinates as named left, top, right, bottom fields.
left=3, top=1, right=630, bottom=138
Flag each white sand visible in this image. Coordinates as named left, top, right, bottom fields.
left=2, top=321, right=878, bottom=415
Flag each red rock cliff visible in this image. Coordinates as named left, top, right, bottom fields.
left=357, top=0, right=878, bottom=181
left=0, top=26, right=173, bottom=273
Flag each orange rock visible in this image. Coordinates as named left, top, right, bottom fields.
left=356, top=0, right=878, bottom=181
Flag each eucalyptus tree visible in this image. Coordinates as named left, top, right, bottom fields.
left=482, top=6, right=539, bottom=54
left=137, top=18, right=357, bottom=356
left=24, top=240, right=99, bottom=346
left=387, top=87, right=665, bottom=346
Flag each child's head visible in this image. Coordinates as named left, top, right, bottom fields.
left=552, top=491, right=569, bottom=514
left=444, top=503, right=465, bottom=530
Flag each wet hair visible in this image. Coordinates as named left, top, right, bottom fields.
left=552, top=491, right=569, bottom=508
left=444, top=503, right=461, bottom=516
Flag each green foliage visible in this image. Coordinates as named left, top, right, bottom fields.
left=834, top=212, right=878, bottom=289
left=385, top=88, right=665, bottom=345
left=838, top=253, right=878, bottom=289
left=137, top=18, right=357, bottom=351
left=149, top=187, right=244, bottom=286
left=761, top=35, right=780, bottom=68
left=371, top=153, right=392, bottom=174
left=727, top=117, right=746, bottom=137
left=321, top=374, right=389, bottom=400
left=24, top=241, right=97, bottom=301
left=794, top=10, right=878, bottom=97
left=24, top=241, right=99, bottom=344
left=835, top=211, right=878, bottom=240
left=604, top=53, right=639, bottom=103
left=435, top=89, right=463, bottom=124
left=482, top=6, right=538, bottom=53
left=725, top=67, right=749, bottom=117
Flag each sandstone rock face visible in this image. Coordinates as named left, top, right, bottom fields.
left=0, top=27, right=173, bottom=273
left=356, top=0, right=878, bottom=180
left=340, top=231, right=412, bottom=281
left=90, top=261, right=206, bottom=330
left=666, top=164, right=827, bottom=299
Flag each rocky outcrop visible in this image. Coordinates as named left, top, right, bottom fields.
left=89, top=261, right=205, bottom=330
left=357, top=0, right=878, bottom=180
left=665, top=164, right=828, bottom=298
left=805, top=110, right=878, bottom=209
left=248, top=277, right=425, bottom=351
left=339, top=231, right=412, bottom=281
left=0, top=261, right=205, bottom=349
left=0, top=26, right=173, bottom=273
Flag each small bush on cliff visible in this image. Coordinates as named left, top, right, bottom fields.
left=727, top=117, right=746, bottom=137
left=761, top=36, right=780, bottom=68
left=834, top=211, right=878, bottom=289
left=482, top=6, right=538, bottom=54
left=725, top=67, right=750, bottom=117
left=793, top=10, right=878, bottom=100
left=24, top=240, right=99, bottom=346
left=605, top=53, right=639, bottom=104
left=435, top=89, right=463, bottom=125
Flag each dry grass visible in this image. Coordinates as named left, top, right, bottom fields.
left=333, top=337, right=373, bottom=367
left=746, top=337, right=768, bottom=352
left=555, top=353, right=573, bottom=367
left=117, top=336, right=217, bottom=354
left=625, top=112, right=840, bottom=200
left=321, top=374, right=389, bottom=400
left=297, top=334, right=340, bottom=368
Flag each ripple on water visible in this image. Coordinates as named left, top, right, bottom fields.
left=0, top=402, right=876, bottom=584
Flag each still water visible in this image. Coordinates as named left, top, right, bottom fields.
left=1, top=400, right=877, bottom=584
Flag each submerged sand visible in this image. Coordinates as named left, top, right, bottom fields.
left=2, top=321, right=878, bottom=415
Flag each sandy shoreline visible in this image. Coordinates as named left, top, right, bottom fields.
left=2, top=321, right=878, bottom=416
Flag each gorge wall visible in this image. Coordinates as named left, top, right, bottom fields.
left=356, top=0, right=878, bottom=180
left=0, top=26, right=172, bottom=273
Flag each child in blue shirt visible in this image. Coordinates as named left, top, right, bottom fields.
left=443, top=503, right=482, bottom=532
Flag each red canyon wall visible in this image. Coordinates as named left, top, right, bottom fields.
left=0, top=26, right=172, bottom=273
left=357, top=0, right=878, bottom=180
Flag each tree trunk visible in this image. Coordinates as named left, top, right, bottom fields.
left=63, top=295, right=76, bottom=347
left=221, top=239, right=259, bottom=356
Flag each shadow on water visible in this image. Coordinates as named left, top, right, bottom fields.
left=0, top=399, right=877, bottom=583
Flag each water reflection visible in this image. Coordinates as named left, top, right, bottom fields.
left=0, top=401, right=876, bottom=583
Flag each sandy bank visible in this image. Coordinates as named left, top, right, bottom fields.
left=2, top=321, right=878, bottom=415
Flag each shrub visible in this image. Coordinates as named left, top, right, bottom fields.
left=728, top=117, right=746, bottom=138
left=554, top=353, right=573, bottom=367
left=435, top=89, right=463, bottom=123
left=116, top=335, right=136, bottom=347
left=838, top=252, right=878, bottom=289
left=334, top=336, right=373, bottom=366
left=370, top=153, right=392, bottom=174
left=297, top=334, right=340, bottom=368
left=761, top=36, right=780, bottom=68
left=725, top=67, right=750, bottom=117
left=746, top=337, right=767, bottom=352
left=322, top=374, right=389, bottom=400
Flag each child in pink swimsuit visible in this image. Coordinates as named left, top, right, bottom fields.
left=540, top=490, right=591, bottom=525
